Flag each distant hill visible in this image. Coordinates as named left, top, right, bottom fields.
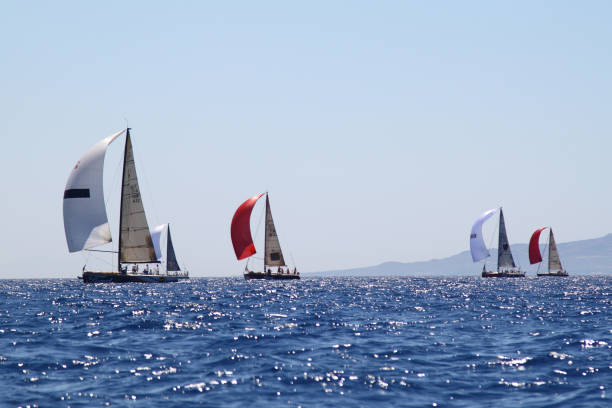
left=310, top=233, right=612, bottom=277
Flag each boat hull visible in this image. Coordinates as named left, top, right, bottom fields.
left=537, top=271, right=569, bottom=277
left=244, top=271, right=300, bottom=280
left=482, top=270, right=525, bottom=278
left=80, top=271, right=189, bottom=283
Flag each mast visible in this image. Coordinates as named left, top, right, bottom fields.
left=117, top=128, right=130, bottom=270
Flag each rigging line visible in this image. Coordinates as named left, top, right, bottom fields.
left=104, top=133, right=125, bottom=254
left=486, top=213, right=499, bottom=269
left=82, top=251, right=115, bottom=269
left=85, top=249, right=118, bottom=253
left=252, top=197, right=265, bottom=240
left=251, top=196, right=266, bottom=269
left=536, top=232, right=548, bottom=275
left=542, top=231, right=550, bottom=273
left=131, top=130, right=161, bottom=230
left=511, top=227, right=522, bottom=270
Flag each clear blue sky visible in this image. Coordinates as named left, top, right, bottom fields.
left=1, top=1, right=611, bottom=278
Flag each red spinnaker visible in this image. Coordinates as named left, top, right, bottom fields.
left=529, top=227, right=548, bottom=264
left=231, top=193, right=265, bottom=260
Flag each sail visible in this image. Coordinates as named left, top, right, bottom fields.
left=118, top=130, right=158, bottom=263
left=264, top=195, right=286, bottom=266
left=150, top=223, right=180, bottom=270
left=151, top=224, right=166, bottom=261
left=166, top=224, right=180, bottom=271
left=497, top=208, right=516, bottom=269
left=231, top=193, right=265, bottom=260
left=63, top=129, right=125, bottom=252
left=548, top=229, right=562, bottom=272
left=529, top=227, right=547, bottom=264
left=470, top=208, right=497, bottom=262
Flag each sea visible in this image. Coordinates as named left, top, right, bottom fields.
left=0, top=277, right=609, bottom=408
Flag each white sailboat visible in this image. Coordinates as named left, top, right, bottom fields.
left=151, top=223, right=186, bottom=276
left=470, top=207, right=525, bottom=277
left=529, top=227, right=568, bottom=277
left=63, top=128, right=189, bottom=283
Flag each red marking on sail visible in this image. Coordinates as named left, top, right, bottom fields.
left=529, top=227, right=548, bottom=264
left=231, top=193, right=265, bottom=260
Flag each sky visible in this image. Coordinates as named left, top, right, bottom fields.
left=1, top=1, right=611, bottom=278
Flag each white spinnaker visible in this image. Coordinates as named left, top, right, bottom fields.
left=470, top=208, right=497, bottom=262
left=63, top=129, right=125, bottom=252
left=151, top=224, right=167, bottom=262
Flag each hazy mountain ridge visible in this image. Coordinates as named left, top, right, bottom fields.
left=310, top=234, right=612, bottom=276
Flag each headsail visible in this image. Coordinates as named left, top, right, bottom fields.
left=470, top=208, right=497, bottom=262
left=118, top=130, right=158, bottom=263
left=166, top=224, right=180, bottom=271
left=264, top=195, right=286, bottom=266
left=63, top=129, right=125, bottom=252
left=231, top=193, right=265, bottom=260
left=497, top=208, right=516, bottom=269
left=529, top=227, right=548, bottom=264
left=548, top=229, right=562, bottom=272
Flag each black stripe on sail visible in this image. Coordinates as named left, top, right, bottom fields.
left=64, top=188, right=90, bottom=199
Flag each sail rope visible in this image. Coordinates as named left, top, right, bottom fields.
left=81, top=250, right=115, bottom=270
left=485, top=215, right=498, bottom=271
left=132, top=131, right=161, bottom=230
left=247, top=198, right=266, bottom=270
left=540, top=232, right=550, bottom=274
left=104, top=144, right=125, bottom=254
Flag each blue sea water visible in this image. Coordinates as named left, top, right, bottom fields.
left=0, top=277, right=609, bottom=408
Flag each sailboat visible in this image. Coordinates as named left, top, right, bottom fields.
left=151, top=223, right=186, bottom=277
left=63, top=128, right=189, bottom=283
left=230, top=192, right=300, bottom=280
left=529, top=227, right=568, bottom=276
left=470, top=207, right=525, bottom=277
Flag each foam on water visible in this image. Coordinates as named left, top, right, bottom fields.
left=0, top=277, right=610, bottom=407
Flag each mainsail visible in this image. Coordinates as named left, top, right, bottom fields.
left=548, top=229, right=562, bottom=272
left=497, top=208, right=516, bottom=269
left=264, top=195, right=286, bottom=266
left=529, top=227, right=547, bottom=264
left=231, top=193, right=265, bottom=260
left=63, top=129, right=125, bottom=252
left=118, top=130, right=158, bottom=264
left=151, top=224, right=181, bottom=271
left=470, top=208, right=497, bottom=262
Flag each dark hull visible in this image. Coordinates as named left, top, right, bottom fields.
left=244, top=271, right=300, bottom=280
left=80, top=271, right=189, bottom=283
left=537, top=271, right=569, bottom=277
left=482, top=270, right=525, bottom=278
